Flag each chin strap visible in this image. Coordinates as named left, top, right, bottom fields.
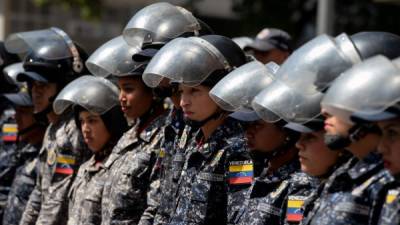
left=349, top=122, right=381, bottom=142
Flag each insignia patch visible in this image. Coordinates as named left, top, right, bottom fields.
left=228, top=160, right=253, bottom=185
left=2, top=123, right=17, bottom=142
left=55, top=153, right=76, bottom=175
left=386, top=189, right=399, bottom=204
left=286, top=195, right=306, bottom=222
left=198, top=172, right=224, bottom=182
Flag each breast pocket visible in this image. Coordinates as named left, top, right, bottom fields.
left=331, top=194, right=371, bottom=224
left=189, top=172, right=224, bottom=222
left=82, top=182, right=103, bottom=224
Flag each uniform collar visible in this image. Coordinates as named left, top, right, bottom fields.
left=348, top=151, right=383, bottom=180
left=191, top=118, right=243, bottom=159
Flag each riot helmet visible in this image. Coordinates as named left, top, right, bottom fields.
left=143, top=34, right=246, bottom=88
left=320, top=55, right=393, bottom=150
left=0, top=41, right=21, bottom=94
left=86, top=35, right=144, bottom=78
left=2, top=62, right=25, bottom=93
left=122, top=2, right=212, bottom=48
left=53, top=75, right=128, bottom=141
left=209, top=60, right=278, bottom=121
left=322, top=55, right=400, bottom=124
left=232, top=36, right=253, bottom=50
left=273, top=32, right=400, bottom=96
left=5, top=27, right=88, bottom=85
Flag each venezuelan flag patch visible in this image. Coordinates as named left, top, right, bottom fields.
left=386, top=190, right=399, bottom=204
left=286, top=196, right=306, bottom=222
left=228, top=160, right=253, bottom=185
left=55, top=154, right=76, bottom=175
left=2, top=123, right=17, bottom=142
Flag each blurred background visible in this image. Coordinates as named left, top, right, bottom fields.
left=1, top=0, right=400, bottom=52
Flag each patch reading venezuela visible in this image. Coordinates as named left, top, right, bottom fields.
left=55, top=153, right=76, bottom=175
left=386, top=189, right=399, bottom=204
left=228, top=160, right=253, bottom=185
left=286, top=195, right=306, bottom=222
left=2, top=123, right=17, bottom=142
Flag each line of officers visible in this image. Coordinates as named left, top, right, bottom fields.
left=0, top=2, right=399, bottom=225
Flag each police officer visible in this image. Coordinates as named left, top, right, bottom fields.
left=86, top=33, right=168, bottom=224
left=251, top=31, right=400, bottom=225
left=243, top=28, right=292, bottom=64
left=0, top=61, right=18, bottom=219
left=142, top=34, right=252, bottom=224
left=315, top=55, right=400, bottom=225
left=51, top=76, right=128, bottom=225
left=1, top=63, right=47, bottom=225
left=0, top=46, right=23, bottom=221
left=118, top=3, right=213, bottom=224
left=5, top=27, right=90, bottom=225
left=209, top=60, right=316, bottom=225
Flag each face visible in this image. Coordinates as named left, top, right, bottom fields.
left=118, top=77, right=154, bottom=120
left=322, top=110, right=352, bottom=137
left=79, top=111, right=111, bottom=153
left=296, top=130, right=340, bottom=177
left=15, top=106, right=36, bottom=141
left=253, top=49, right=289, bottom=64
left=179, top=84, right=219, bottom=121
left=245, top=119, right=286, bottom=152
left=31, top=81, right=57, bottom=113
left=378, top=118, right=400, bottom=175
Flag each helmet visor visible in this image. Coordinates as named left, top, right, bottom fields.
left=86, top=36, right=142, bottom=77
left=209, top=61, right=277, bottom=111
left=53, top=75, right=119, bottom=115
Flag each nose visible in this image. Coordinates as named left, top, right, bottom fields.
left=377, top=136, right=389, bottom=155
left=180, top=93, right=190, bottom=109
left=81, top=122, right=90, bottom=135
left=119, top=91, right=126, bottom=103
left=295, top=135, right=306, bottom=151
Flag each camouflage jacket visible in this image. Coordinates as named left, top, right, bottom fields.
left=67, top=144, right=114, bottom=225
left=2, top=143, right=40, bottom=225
left=0, top=107, right=17, bottom=150
left=302, top=151, right=393, bottom=225
left=0, top=141, right=19, bottom=218
left=101, top=112, right=167, bottom=225
left=232, top=158, right=316, bottom=225
left=140, top=108, right=189, bottom=225
left=19, top=112, right=89, bottom=225
left=168, top=118, right=253, bottom=225
left=377, top=180, right=400, bottom=225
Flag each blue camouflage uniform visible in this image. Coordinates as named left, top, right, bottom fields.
left=67, top=145, right=113, bottom=225
left=0, top=108, right=19, bottom=221
left=377, top=179, right=400, bottom=225
left=231, top=157, right=318, bottom=225
left=101, top=111, right=167, bottom=225
left=144, top=108, right=192, bottom=225
left=2, top=143, right=40, bottom=225
left=168, top=118, right=253, bottom=225
left=19, top=112, right=90, bottom=225
left=302, top=151, right=393, bottom=225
